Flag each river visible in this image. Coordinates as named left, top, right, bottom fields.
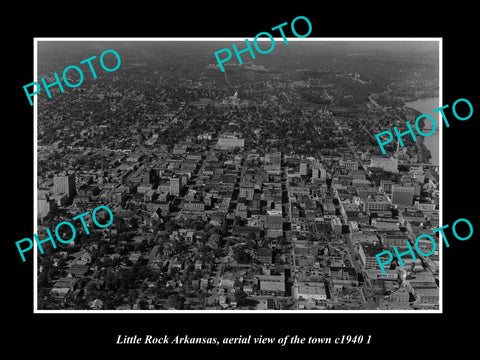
left=404, top=97, right=440, bottom=166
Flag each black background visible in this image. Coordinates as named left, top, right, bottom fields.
left=5, top=4, right=478, bottom=356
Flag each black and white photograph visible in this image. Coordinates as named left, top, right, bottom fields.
left=34, top=39, right=441, bottom=313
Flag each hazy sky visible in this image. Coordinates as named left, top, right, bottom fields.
left=37, top=40, right=439, bottom=66
left=38, top=39, right=439, bottom=54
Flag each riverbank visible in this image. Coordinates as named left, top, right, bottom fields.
left=404, top=107, right=432, bottom=164
left=367, top=89, right=439, bottom=166
left=403, top=97, right=440, bottom=166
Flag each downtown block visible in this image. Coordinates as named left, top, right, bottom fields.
left=375, top=217, right=474, bottom=274
left=375, top=98, right=473, bottom=155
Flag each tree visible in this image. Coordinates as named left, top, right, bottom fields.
left=235, top=289, right=248, bottom=307
left=234, top=216, right=244, bottom=226
left=47, top=265, right=60, bottom=280
left=194, top=216, right=205, bottom=230
left=73, top=295, right=88, bottom=310
left=233, top=245, right=252, bottom=264
left=221, top=221, right=230, bottom=236
left=134, top=239, right=149, bottom=252
left=85, top=281, right=101, bottom=301
left=129, top=217, right=139, bottom=229
left=164, top=219, right=178, bottom=233
left=38, top=272, right=50, bottom=289
left=214, top=247, right=225, bottom=258
left=166, top=294, right=185, bottom=309
left=127, top=289, right=138, bottom=303
left=138, top=299, right=149, bottom=310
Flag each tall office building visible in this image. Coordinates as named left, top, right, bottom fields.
left=300, top=162, right=307, bottom=176
left=170, top=176, right=183, bottom=196
left=391, top=185, right=414, bottom=206
left=380, top=179, right=394, bottom=194
left=38, top=193, right=57, bottom=218
left=143, top=172, right=151, bottom=186
left=53, top=174, right=76, bottom=198
left=143, top=169, right=157, bottom=186
left=312, top=163, right=326, bottom=180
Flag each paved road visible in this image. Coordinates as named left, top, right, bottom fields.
left=207, top=260, right=225, bottom=304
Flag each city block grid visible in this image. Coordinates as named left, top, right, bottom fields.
left=34, top=38, right=441, bottom=312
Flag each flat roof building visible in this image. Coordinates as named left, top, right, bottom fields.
left=392, top=185, right=414, bottom=206
left=297, top=282, right=327, bottom=301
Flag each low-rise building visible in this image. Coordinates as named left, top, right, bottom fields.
left=390, top=286, right=410, bottom=303
left=257, top=247, right=272, bottom=265
left=414, top=288, right=439, bottom=305
left=257, top=274, right=285, bottom=296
